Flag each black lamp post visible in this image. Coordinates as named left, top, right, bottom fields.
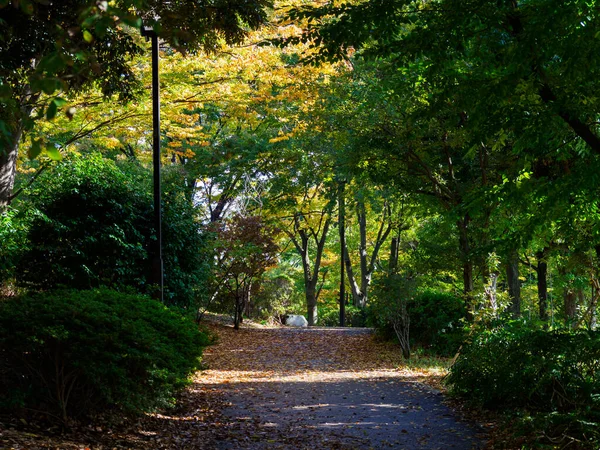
left=141, top=23, right=163, bottom=303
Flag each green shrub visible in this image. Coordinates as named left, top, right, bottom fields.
left=18, top=155, right=151, bottom=292
left=447, top=322, right=600, bottom=446
left=160, top=166, right=211, bottom=310
left=0, top=288, right=209, bottom=421
left=15, top=155, right=209, bottom=309
left=409, top=290, right=466, bottom=356
left=319, top=305, right=367, bottom=327
left=368, top=280, right=465, bottom=355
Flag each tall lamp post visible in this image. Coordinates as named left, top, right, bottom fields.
left=141, top=24, right=163, bottom=303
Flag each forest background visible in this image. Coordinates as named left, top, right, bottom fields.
left=1, top=0, right=600, bottom=448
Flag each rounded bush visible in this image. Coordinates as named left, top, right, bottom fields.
left=0, top=288, right=209, bottom=420
left=409, top=290, right=466, bottom=356
left=15, top=155, right=209, bottom=308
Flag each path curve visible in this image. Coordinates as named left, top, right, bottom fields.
left=201, top=325, right=486, bottom=449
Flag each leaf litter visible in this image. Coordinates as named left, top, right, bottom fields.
left=0, top=321, right=489, bottom=449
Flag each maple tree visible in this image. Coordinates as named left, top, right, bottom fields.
left=212, top=215, right=279, bottom=329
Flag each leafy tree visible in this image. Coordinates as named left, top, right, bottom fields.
left=213, top=214, right=279, bottom=329
left=0, top=0, right=271, bottom=207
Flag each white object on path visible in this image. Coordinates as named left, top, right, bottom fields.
left=285, top=314, right=308, bottom=327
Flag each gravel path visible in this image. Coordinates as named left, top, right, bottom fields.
left=201, top=326, right=487, bottom=449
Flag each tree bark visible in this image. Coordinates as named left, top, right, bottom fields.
left=389, top=236, right=399, bottom=275
left=457, top=214, right=474, bottom=316
left=506, top=250, right=521, bottom=317
left=564, top=289, right=577, bottom=323
left=344, top=199, right=393, bottom=308
left=357, top=202, right=369, bottom=307
left=535, top=249, right=549, bottom=321
left=0, top=123, right=23, bottom=209
left=306, top=283, right=318, bottom=326
left=338, top=181, right=346, bottom=327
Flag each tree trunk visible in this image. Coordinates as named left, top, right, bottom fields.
left=339, top=182, right=346, bottom=327
left=357, top=201, right=369, bottom=308
left=389, top=236, right=399, bottom=275
left=536, top=249, right=549, bottom=321
left=306, top=283, right=318, bottom=326
left=564, top=290, right=577, bottom=323
left=343, top=244, right=365, bottom=308
left=0, top=124, right=23, bottom=209
left=506, top=250, right=521, bottom=317
left=589, top=281, right=598, bottom=330
left=345, top=199, right=393, bottom=309
left=291, top=215, right=331, bottom=326
left=457, top=215, right=474, bottom=316
left=233, top=295, right=242, bottom=330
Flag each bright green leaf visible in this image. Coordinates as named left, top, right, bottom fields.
left=83, top=30, right=93, bottom=43
left=53, top=97, right=68, bottom=107
left=45, top=144, right=62, bottom=161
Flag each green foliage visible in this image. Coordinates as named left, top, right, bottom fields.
left=15, top=155, right=209, bottom=309
left=0, top=288, right=209, bottom=420
left=250, top=269, right=304, bottom=320
left=17, top=154, right=151, bottom=292
left=447, top=322, right=600, bottom=447
left=409, top=290, right=466, bottom=356
left=368, top=273, right=416, bottom=358
left=0, top=206, right=31, bottom=284
left=319, top=304, right=366, bottom=327
left=161, top=167, right=211, bottom=310
left=368, top=274, right=463, bottom=355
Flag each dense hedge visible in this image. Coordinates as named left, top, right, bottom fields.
left=320, top=305, right=367, bottom=327
left=447, top=322, right=600, bottom=446
left=0, top=288, right=209, bottom=421
left=408, top=290, right=466, bottom=356
left=367, top=281, right=466, bottom=355
left=12, top=155, right=208, bottom=308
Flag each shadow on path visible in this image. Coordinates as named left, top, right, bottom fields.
left=201, top=325, right=486, bottom=449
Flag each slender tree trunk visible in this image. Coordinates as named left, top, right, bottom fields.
left=344, top=244, right=364, bottom=307
left=389, top=236, right=399, bottom=275
left=339, top=182, right=346, bottom=327
left=357, top=201, right=369, bottom=308
left=536, top=249, right=549, bottom=321
left=506, top=250, right=521, bottom=317
left=233, top=297, right=242, bottom=330
left=457, top=214, right=474, bottom=316
left=345, top=199, right=393, bottom=308
left=290, top=215, right=331, bottom=326
left=0, top=123, right=23, bottom=209
left=589, top=281, right=598, bottom=330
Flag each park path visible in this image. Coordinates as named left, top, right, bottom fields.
left=0, top=322, right=488, bottom=449
left=198, top=324, right=487, bottom=449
